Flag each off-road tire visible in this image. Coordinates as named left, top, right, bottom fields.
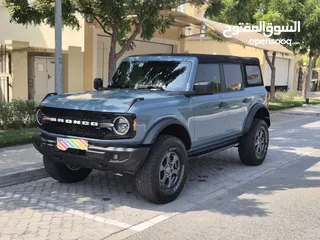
left=135, top=135, right=188, bottom=204
left=43, top=156, right=92, bottom=183
left=239, top=119, right=269, bottom=166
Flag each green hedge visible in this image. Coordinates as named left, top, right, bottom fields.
left=275, top=91, right=297, bottom=102
left=0, top=100, right=37, bottom=130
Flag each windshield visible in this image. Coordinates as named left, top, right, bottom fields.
left=108, top=61, right=190, bottom=91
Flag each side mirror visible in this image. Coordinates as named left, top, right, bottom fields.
left=94, top=78, right=103, bottom=91
left=193, top=82, right=215, bottom=95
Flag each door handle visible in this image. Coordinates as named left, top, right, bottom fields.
left=243, top=98, right=251, bottom=103
left=218, top=102, right=229, bottom=108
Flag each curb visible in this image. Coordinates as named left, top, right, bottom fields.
left=0, top=164, right=48, bottom=188
left=273, top=110, right=320, bottom=117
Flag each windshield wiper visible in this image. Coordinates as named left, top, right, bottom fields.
left=108, top=84, right=131, bottom=89
left=137, top=86, right=165, bottom=91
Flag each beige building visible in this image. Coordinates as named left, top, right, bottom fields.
left=0, top=3, right=297, bottom=102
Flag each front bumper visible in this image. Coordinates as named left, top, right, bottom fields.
left=32, top=134, right=150, bottom=173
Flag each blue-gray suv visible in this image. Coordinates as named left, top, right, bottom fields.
left=33, top=54, right=270, bottom=203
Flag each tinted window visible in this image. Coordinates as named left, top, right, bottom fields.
left=223, top=64, right=243, bottom=91
left=246, top=65, right=262, bottom=85
left=195, top=64, right=221, bottom=92
left=109, top=61, right=190, bottom=91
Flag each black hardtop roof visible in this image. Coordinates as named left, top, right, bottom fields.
left=129, top=53, right=260, bottom=65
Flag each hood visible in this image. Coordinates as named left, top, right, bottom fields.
left=41, top=90, right=182, bottom=113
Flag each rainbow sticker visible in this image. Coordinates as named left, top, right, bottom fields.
left=57, top=138, right=88, bottom=151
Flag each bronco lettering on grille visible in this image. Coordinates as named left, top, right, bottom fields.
left=46, top=117, right=99, bottom=126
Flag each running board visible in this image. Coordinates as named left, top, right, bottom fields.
left=188, top=139, right=239, bottom=159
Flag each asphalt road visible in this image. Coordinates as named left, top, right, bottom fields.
left=128, top=150, right=320, bottom=240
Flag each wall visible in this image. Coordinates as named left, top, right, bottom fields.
left=0, top=7, right=85, bottom=50
left=6, top=41, right=29, bottom=100
left=67, top=47, right=84, bottom=93
left=153, top=26, right=181, bottom=41
left=83, top=23, right=94, bottom=91
left=63, top=54, right=69, bottom=93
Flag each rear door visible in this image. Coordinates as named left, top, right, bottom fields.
left=220, top=64, right=248, bottom=136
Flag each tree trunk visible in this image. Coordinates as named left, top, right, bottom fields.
left=264, top=50, right=276, bottom=102
left=107, top=21, right=143, bottom=80
left=312, top=54, right=319, bottom=68
left=302, top=67, right=307, bottom=98
left=108, top=24, right=119, bottom=80
left=305, top=53, right=313, bottom=101
left=302, top=53, right=313, bottom=99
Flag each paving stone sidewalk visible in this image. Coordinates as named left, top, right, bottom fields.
left=0, top=114, right=318, bottom=240
left=0, top=145, right=41, bottom=176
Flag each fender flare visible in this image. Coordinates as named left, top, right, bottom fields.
left=243, top=103, right=270, bottom=134
left=142, top=118, right=191, bottom=145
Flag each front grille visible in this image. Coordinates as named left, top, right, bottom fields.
left=39, top=107, right=134, bottom=139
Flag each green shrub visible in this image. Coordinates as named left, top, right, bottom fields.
left=275, top=91, right=297, bottom=102
left=0, top=100, right=37, bottom=130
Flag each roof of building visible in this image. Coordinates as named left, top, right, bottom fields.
left=200, top=18, right=293, bottom=55
left=162, top=11, right=293, bottom=55
left=129, top=53, right=260, bottom=65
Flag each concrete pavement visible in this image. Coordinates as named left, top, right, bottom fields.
left=0, top=144, right=46, bottom=188
left=0, top=112, right=318, bottom=239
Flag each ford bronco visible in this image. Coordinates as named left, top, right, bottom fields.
left=33, top=54, right=270, bottom=204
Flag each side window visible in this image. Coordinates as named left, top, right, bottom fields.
left=246, top=65, right=263, bottom=86
left=195, top=64, right=221, bottom=92
left=223, top=64, right=243, bottom=91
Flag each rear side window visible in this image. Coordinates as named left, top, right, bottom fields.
left=223, top=64, right=243, bottom=91
left=195, top=64, right=221, bottom=92
left=246, top=65, right=263, bottom=86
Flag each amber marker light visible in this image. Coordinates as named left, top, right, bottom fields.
left=133, top=119, right=137, bottom=131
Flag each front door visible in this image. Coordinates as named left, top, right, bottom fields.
left=46, top=58, right=55, bottom=94
left=34, top=58, right=47, bottom=101
left=191, top=63, right=230, bottom=149
left=33, top=57, right=55, bottom=101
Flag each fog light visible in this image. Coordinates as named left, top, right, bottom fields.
left=113, top=154, right=119, bottom=160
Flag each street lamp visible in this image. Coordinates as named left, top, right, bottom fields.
left=55, top=0, right=63, bottom=94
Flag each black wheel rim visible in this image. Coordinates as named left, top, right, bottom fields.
left=159, top=151, right=181, bottom=189
left=255, top=128, right=267, bottom=158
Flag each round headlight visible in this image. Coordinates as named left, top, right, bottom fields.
left=113, top=117, right=130, bottom=136
left=36, top=109, right=45, bottom=126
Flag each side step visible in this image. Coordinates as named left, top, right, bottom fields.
left=188, top=139, right=239, bottom=160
